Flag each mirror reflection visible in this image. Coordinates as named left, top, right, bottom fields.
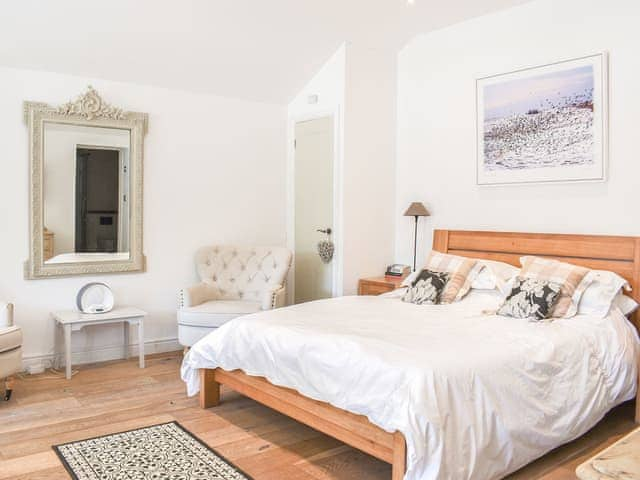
left=43, top=123, right=131, bottom=264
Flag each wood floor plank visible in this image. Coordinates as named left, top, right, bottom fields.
left=1, top=413, right=176, bottom=459
left=10, top=467, right=71, bottom=480
left=0, top=451, right=60, bottom=479
left=1, top=351, right=636, bottom=480
left=296, top=447, right=391, bottom=480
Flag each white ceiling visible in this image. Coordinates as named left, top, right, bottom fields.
left=0, top=0, right=531, bottom=104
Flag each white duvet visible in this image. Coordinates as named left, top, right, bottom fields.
left=181, top=290, right=639, bottom=480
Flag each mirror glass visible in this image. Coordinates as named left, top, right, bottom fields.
left=43, top=122, right=131, bottom=264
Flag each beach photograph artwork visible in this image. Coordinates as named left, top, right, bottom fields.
left=476, top=54, right=606, bottom=185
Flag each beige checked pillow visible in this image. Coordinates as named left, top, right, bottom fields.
left=519, top=256, right=593, bottom=318
left=424, top=252, right=481, bottom=303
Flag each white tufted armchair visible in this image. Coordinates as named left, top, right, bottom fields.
left=177, top=245, right=292, bottom=347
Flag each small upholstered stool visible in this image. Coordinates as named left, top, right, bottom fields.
left=576, top=426, right=640, bottom=479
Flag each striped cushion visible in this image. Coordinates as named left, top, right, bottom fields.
left=519, top=256, right=593, bottom=318
left=424, top=252, right=480, bottom=303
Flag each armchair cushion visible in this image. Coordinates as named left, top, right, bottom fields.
left=178, top=300, right=261, bottom=328
left=0, top=325, right=22, bottom=354
left=0, top=347, right=21, bottom=380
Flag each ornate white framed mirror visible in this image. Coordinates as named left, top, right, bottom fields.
left=24, top=87, right=148, bottom=279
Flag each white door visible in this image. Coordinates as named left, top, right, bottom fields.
left=294, top=116, right=334, bottom=304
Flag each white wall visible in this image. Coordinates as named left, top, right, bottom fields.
left=395, top=0, right=640, bottom=265
left=342, top=44, right=396, bottom=293
left=288, top=44, right=346, bottom=121
left=0, top=66, right=286, bottom=367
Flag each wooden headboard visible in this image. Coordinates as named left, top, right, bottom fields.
left=432, top=229, right=640, bottom=331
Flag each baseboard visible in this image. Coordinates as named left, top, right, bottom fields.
left=21, top=337, right=181, bottom=371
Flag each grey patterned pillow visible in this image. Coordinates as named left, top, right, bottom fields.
left=402, top=269, right=450, bottom=305
left=497, top=277, right=562, bottom=321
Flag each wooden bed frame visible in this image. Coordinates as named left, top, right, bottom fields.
left=199, top=230, right=640, bottom=479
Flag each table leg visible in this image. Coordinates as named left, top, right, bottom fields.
left=124, top=322, right=130, bottom=360
left=138, top=318, right=145, bottom=369
left=64, top=324, right=72, bottom=380
left=54, top=321, right=60, bottom=370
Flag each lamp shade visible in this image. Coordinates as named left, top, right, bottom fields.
left=403, top=202, right=430, bottom=217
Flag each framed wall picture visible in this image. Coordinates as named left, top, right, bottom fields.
left=476, top=53, right=608, bottom=186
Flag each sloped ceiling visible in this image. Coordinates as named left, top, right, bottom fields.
left=0, top=0, right=531, bottom=104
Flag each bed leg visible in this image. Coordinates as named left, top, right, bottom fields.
left=199, top=369, right=220, bottom=409
left=392, top=432, right=406, bottom=480
left=635, top=390, right=640, bottom=424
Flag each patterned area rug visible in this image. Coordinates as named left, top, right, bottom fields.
left=53, top=421, right=252, bottom=480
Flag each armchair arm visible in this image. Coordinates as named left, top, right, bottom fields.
left=261, top=285, right=286, bottom=310
left=0, top=303, right=13, bottom=328
left=179, top=283, right=219, bottom=308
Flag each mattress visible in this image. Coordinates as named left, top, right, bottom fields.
left=181, top=290, right=639, bottom=480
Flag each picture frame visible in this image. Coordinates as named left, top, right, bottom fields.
left=476, top=53, right=608, bottom=186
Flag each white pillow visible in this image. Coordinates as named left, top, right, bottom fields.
left=577, top=270, right=631, bottom=317
left=471, top=268, right=496, bottom=290
left=405, top=257, right=518, bottom=295
left=472, top=260, right=519, bottom=295
left=613, top=293, right=638, bottom=316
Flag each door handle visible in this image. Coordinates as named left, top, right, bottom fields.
left=316, top=228, right=332, bottom=235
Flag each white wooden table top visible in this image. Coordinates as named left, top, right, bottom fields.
left=576, top=426, right=640, bottom=479
left=52, top=307, right=147, bottom=324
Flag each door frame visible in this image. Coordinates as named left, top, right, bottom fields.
left=72, top=144, right=126, bottom=253
left=286, top=108, right=343, bottom=305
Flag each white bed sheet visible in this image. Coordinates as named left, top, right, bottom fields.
left=181, top=290, right=639, bottom=480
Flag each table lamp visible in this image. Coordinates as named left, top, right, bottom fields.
left=403, top=202, right=430, bottom=271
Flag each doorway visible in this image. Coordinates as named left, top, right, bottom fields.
left=294, top=116, right=334, bottom=304
left=74, top=147, right=120, bottom=253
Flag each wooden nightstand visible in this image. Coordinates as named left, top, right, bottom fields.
left=358, top=276, right=406, bottom=296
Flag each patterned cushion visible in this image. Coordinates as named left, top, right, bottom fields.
left=519, top=256, right=592, bottom=318
left=498, top=278, right=562, bottom=321
left=402, top=269, right=450, bottom=305
left=424, top=252, right=480, bottom=303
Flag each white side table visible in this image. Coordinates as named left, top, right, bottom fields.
left=52, top=307, right=147, bottom=379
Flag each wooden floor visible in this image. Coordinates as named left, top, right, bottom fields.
left=0, top=351, right=636, bottom=480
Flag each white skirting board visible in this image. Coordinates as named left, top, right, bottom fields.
left=21, top=337, right=181, bottom=372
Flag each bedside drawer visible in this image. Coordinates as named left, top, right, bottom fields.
left=358, top=277, right=404, bottom=296
left=361, top=283, right=391, bottom=296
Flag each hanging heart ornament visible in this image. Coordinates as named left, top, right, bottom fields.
left=317, top=240, right=334, bottom=264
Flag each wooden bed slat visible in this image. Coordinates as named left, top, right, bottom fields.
left=445, top=230, right=636, bottom=261
left=206, top=368, right=396, bottom=464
